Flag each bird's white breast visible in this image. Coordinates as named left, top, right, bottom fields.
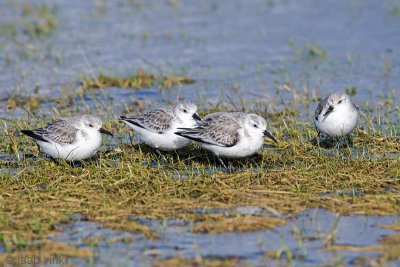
left=315, top=104, right=358, bottom=137
left=124, top=120, right=194, bottom=151
left=37, top=130, right=102, bottom=161
left=199, top=129, right=264, bottom=158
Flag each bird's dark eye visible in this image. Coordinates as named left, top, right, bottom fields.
left=89, top=124, right=93, bottom=127
left=338, top=100, right=342, bottom=104
left=183, top=109, right=187, bottom=113
left=253, top=124, right=258, bottom=128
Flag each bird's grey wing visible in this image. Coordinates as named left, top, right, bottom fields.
left=34, top=120, right=78, bottom=144
left=315, top=96, right=329, bottom=121
left=123, top=108, right=174, bottom=133
left=176, top=115, right=239, bottom=147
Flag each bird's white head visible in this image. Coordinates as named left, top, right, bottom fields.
left=322, top=91, right=354, bottom=119
left=245, top=114, right=277, bottom=143
left=328, top=91, right=351, bottom=107
left=174, top=101, right=201, bottom=124
left=74, top=115, right=113, bottom=137
left=77, top=115, right=102, bottom=132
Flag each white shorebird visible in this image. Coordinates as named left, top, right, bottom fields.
left=175, top=112, right=277, bottom=169
left=21, top=115, right=113, bottom=161
left=119, top=101, right=201, bottom=156
left=314, top=91, right=358, bottom=140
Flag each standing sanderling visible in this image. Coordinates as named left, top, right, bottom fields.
left=21, top=115, right=113, bottom=161
left=175, top=112, right=277, bottom=169
left=314, top=91, right=358, bottom=140
left=119, top=101, right=202, bottom=156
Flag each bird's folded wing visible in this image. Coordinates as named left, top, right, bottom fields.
left=122, top=109, right=174, bottom=134
left=34, top=120, right=78, bottom=144
left=176, top=115, right=239, bottom=147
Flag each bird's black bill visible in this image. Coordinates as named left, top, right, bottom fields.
left=99, top=128, right=113, bottom=137
left=192, top=113, right=202, bottom=122
left=323, top=105, right=334, bottom=117
left=264, top=129, right=278, bottom=143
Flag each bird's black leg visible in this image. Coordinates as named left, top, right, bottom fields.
left=316, top=131, right=321, bottom=146
left=216, top=155, right=228, bottom=170
left=154, top=148, right=166, bottom=165
left=155, top=148, right=163, bottom=158
left=228, top=161, right=235, bottom=173
left=50, top=157, right=59, bottom=165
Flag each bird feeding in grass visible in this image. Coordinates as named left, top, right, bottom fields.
left=175, top=112, right=277, bottom=169
left=119, top=101, right=202, bottom=156
left=314, top=91, right=358, bottom=141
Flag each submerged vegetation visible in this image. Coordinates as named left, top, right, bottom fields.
left=0, top=3, right=58, bottom=39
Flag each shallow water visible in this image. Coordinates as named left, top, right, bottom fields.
left=1, top=0, right=400, bottom=119
left=1, top=0, right=400, bottom=265
left=46, top=208, right=400, bottom=266
left=0, top=166, right=18, bottom=176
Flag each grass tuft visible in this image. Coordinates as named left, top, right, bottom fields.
left=81, top=68, right=195, bottom=90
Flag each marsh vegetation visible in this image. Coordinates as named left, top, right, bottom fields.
left=1, top=0, right=400, bottom=266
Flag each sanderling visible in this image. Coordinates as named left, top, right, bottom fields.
left=314, top=91, right=358, bottom=139
left=119, top=100, right=201, bottom=156
left=21, top=115, right=113, bottom=161
left=175, top=112, right=277, bottom=169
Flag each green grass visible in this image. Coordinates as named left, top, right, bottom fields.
left=0, top=1, right=399, bottom=264
left=1, top=83, right=400, bottom=263
left=81, top=69, right=195, bottom=90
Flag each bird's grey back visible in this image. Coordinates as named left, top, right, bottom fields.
left=123, top=101, right=197, bottom=133
left=185, top=112, right=243, bottom=147
left=124, top=105, right=175, bottom=133
left=204, top=112, right=247, bottom=122
left=34, top=119, right=78, bottom=144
